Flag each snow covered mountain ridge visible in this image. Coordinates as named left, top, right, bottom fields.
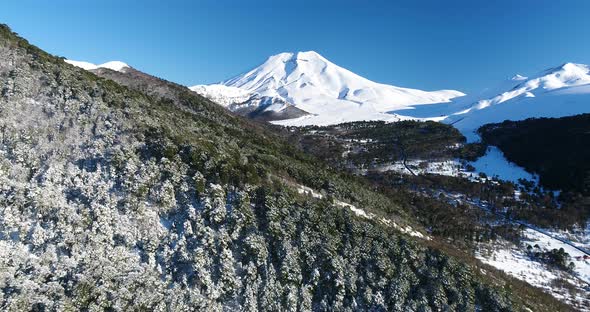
left=446, top=62, right=590, bottom=141
left=192, top=51, right=465, bottom=125
left=65, top=60, right=130, bottom=72
left=455, top=62, right=590, bottom=115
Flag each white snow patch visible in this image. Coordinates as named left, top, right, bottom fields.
left=336, top=201, right=372, bottom=219
left=521, top=228, right=590, bottom=283
left=190, top=84, right=253, bottom=107
left=375, top=159, right=470, bottom=177
left=477, top=246, right=559, bottom=285
left=551, top=222, right=590, bottom=251
left=66, top=59, right=130, bottom=72
left=469, top=146, right=537, bottom=184
left=371, top=154, right=536, bottom=187
left=371, top=149, right=537, bottom=189
left=64, top=60, right=99, bottom=70
left=477, top=231, right=590, bottom=308
left=511, top=74, right=528, bottom=81
left=98, top=61, right=130, bottom=72
left=296, top=184, right=323, bottom=199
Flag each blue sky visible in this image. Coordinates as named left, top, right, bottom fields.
left=2, top=0, right=590, bottom=93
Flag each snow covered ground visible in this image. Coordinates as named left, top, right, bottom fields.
left=472, top=190, right=590, bottom=309
left=450, top=89, right=590, bottom=142
left=432, top=63, right=590, bottom=185
left=386, top=62, right=590, bottom=142
left=522, top=228, right=590, bottom=283
left=477, top=226, right=590, bottom=309
left=273, top=110, right=409, bottom=127
left=373, top=159, right=471, bottom=177
left=436, top=186, right=590, bottom=307
left=198, top=56, right=590, bottom=139
left=418, top=186, right=590, bottom=308
left=469, top=146, right=537, bottom=184
left=552, top=222, right=590, bottom=251
left=386, top=63, right=590, bottom=142
left=370, top=147, right=535, bottom=186
left=477, top=243, right=590, bottom=309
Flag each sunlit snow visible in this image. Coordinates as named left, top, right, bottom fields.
left=65, top=59, right=130, bottom=72
left=193, top=51, right=464, bottom=125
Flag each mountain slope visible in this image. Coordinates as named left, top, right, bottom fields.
left=193, top=56, right=590, bottom=139
left=0, top=25, right=570, bottom=311
left=446, top=63, right=590, bottom=141
left=190, top=84, right=310, bottom=121
left=190, top=84, right=252, bottom=107
left=193, top=51, right=464, bottom=125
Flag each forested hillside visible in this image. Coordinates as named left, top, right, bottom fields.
left=475, top=115, right=590, bottom=233
left=479, top=114, right=590, bottom=195
left=0, top=25, right=570, bottom=311
left=272, top=114, right=590, bottom=309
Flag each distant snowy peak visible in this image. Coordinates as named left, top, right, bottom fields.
left=194, top=51, right=464, bottom=125
left=511, top=74, right=527, bottom=81
left=66, top=60, right=130, bottom=72
left=458, top=62, right=590, bottom=114
left=537, top=62, right=590, bottom=89
left=448, top=62, right=590, bottom=141
left=222, top=50, right=464, bottom=111
left=222, top=51, right=335, bottom=91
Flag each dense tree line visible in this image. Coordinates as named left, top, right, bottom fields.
left=396, top=174, right=588, bottom=230
left=281, top=120, right=486, bottom=170
left=281, top=116, right=589, bottom=232
left=479, top=115, right=590, bottom=195
left=478, top=116, right=590, bottom=230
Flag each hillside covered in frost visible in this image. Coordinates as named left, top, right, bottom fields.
left=0, top=25, right=570, bottom=311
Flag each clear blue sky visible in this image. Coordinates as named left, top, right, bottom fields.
left=2, top=0, right=590, bottom=93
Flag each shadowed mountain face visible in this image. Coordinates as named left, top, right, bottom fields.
left=93, top=66, right=310, bottom=122
left=190, top=83, right=311, bottom=122
left=239, top=100, right=310, bottom=122
left=0, top=24, right=570, bottom=311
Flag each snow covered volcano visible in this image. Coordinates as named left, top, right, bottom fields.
left=446, top=62, right=590, bottom=141
left=191, top=51, right=464, bottom=125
